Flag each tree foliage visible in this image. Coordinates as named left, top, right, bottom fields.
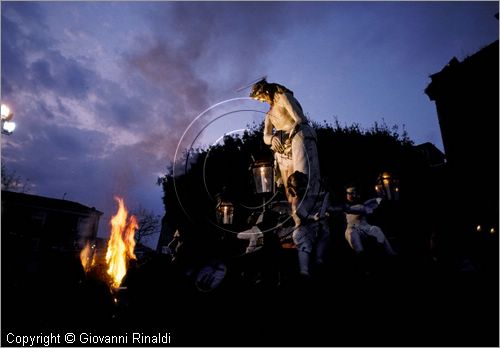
left=1, top=161, right=31, bottom=193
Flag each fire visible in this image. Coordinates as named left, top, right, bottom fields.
left=80, top=241, right=96, bottom=272
left=105, top=197, right=138, bottom=289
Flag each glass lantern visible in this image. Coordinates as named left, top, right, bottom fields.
left=251, top=160, right=274, bottom=194
left=375, top=172, right=400, bottom=201
left=216, top=201, right=234, bottom=225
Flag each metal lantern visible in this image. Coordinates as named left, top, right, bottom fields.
left=251, top=160, right=274, bottom=194
left=375, top=172, right=400, bottom=201
left=216, top=201, right=234, bottom=225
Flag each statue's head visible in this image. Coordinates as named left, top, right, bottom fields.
left=250, top=78, right=272, bottom=103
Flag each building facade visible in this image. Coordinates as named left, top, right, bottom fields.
left=1, top=190, right=103, bottom=251
left=425, top=39, right=499, bottom=260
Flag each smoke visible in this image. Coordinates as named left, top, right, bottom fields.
left=125, top=2, right=293, bottom=170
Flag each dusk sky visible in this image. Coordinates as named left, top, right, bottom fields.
left=1, top=1, right=498, bottom=247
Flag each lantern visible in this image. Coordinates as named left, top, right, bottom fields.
left=375, top=172, right=400, bottom=201
left=216, top=201, right=234, bottom=225
left=251, top=160, right=274, bottom=194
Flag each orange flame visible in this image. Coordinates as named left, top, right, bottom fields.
left=80, top=241, right=96, bottom=272
left=105, top=197, right=137, bottom=289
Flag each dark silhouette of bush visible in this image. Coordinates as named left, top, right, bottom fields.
left=157, top=119, right=430, bottom=256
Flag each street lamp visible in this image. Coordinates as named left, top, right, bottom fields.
left=1, top=104, right=16, bottom=135
left=375, top=171, right=400, bottom=201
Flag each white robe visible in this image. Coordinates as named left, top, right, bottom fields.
left=345, top=199, right=396, bottom=256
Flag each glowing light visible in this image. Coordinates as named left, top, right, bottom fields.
left=2, top=121, right=16, bottom=134
left=80, top=241, right=96, bottom=272
left=217, top=202, right=234, bottom=225
left=1, top=104, right=11, bottom=119
left=105, top=197, right=137, bottom=289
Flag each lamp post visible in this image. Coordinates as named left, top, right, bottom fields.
left=375, top=171, right=400, bottom=201
left=1, top=104, right=16, bottom=135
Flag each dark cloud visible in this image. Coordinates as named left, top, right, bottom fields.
left=93, top=84, right=154, bottom=130
left=2, top=7, right=95, bottom=101
left=46, top=125, right=108, bottom=158
left=29, top=54, right=93, bottom=99
left=109, top=102, right=144, bottom=128
left=3, top=2, right=48, bottom=28
left=5, top=125, right=106, bottom=190
left=124, top=2, right=303, bottom=170
left=1, top=16, right=31, bottom=92
left=31, top=59, right=56, bottom=89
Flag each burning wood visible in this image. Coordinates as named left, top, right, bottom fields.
left=79, top=197, right=138, bottom=291
left=105, top=197, right=138, bottom=289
